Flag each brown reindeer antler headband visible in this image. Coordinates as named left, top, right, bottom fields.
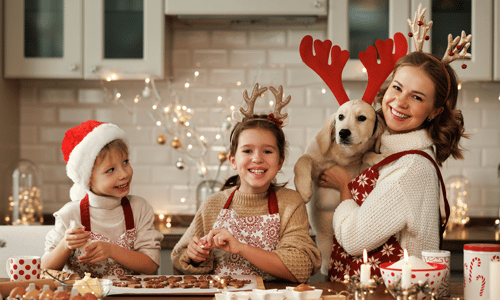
left=408, top=3, right=472, bottom=101
left=232, top=83, right=291, bottom=127
left=300, top=32, right=408, bottom=106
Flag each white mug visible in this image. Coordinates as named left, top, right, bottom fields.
left=5, top=255, right=41, bottom=282
left=422, top=250, right=450, bottom=297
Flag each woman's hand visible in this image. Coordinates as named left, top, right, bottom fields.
left=187, top=236, right=211, bottom=263
left=319, top=165, right=354, bottom=202
left=63, top=227, right=90, bottom=250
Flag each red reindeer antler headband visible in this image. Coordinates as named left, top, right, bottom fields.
left=300, top=32, right=408, bottom=106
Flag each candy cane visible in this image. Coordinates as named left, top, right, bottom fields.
left=491, top=255, right=500, bottom=261
left=476, top=275, right=486, bottom=296
left=469, top=257, right=481, bottom=283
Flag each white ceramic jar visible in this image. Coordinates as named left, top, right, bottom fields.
left=464, top=243, right=500, bottom=300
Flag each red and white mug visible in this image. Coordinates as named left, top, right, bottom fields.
left=464, top=243, right=500, bottom=300
left=422, top=250, right=450, bottom=297
left=5, top=255, right=41, bottom=282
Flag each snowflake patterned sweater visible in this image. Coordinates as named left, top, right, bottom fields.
left=333, top=129, right=441, bottom=259
left=171, top=186, right=321, bottom=283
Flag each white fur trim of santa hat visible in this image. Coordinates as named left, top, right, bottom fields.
left=62, top=120, right=127, bottom=201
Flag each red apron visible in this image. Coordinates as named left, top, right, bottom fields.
left=64, top=195, right=138, bottom=278
left=212, top=187, right=281, bottom=280
left=328, top=150, right=450, bottom=282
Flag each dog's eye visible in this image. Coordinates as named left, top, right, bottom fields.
left=357, top=116, right=367, bottom=122
left=338, top=114, right=345, bottom=121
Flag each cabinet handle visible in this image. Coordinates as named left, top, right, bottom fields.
left=69, top=65, right=77, bottom=72
left=314, top=1, right=323, bottom=9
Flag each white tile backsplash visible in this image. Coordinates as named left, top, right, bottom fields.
left=18, top=26, right=500, bottom=218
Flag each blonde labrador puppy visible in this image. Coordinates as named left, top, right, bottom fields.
left=293, top=99, right=385, bottom=274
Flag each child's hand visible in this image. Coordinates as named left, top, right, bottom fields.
left=206, top=229, right=242, bottom=254
left=63, top=227, right=90, bottom=250
left=78, top=240, right=114, bottom=264
left=187, top=236, right=211, bottom=263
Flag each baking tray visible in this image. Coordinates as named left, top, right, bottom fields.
left=105, top=274, right=264, bottom=296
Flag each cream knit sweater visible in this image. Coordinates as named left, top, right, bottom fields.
left=171, top=186, right=321, bottom=283
left=333, top=129, right=441, bottom=258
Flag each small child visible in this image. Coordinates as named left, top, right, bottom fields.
left=41, top=120, right=163, bottom=278
left=171, top=84, right=321, bottom=283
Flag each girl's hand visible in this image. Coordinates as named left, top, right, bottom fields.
left=63, top=227, right=90, bottom=250
left=206, top=228, right=242, bottom=254
left=78, top=241, right=114, bottom=264
left=187, top=236, right=211, bottom=263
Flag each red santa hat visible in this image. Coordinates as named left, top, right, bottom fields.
left=61, top=120, right=127, bottom=201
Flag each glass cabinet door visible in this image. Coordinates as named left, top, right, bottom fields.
left=4, top=0, right=83, bottom=78
left=84, top=0, right=165, bottom=80
left=327, top=0, right=411, bottom=80
left=412, top=0, right=492, bottom=80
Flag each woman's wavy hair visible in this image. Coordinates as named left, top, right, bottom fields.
left=374, top=51, right=468, bottom=166
left=221, top=114, right=288, bottom=190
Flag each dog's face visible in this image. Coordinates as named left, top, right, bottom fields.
left=317, top=99, right=385, bottom=156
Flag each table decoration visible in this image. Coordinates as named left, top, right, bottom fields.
left=342, top=273, right=384, bottom=300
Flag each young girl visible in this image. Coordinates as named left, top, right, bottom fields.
left=171, top=84, right=321, bottom=283
left=320, top=10, right=469, bottom=279
left=42, top=120, right=163, bottom=277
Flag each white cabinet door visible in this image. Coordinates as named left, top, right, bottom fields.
left=327, top=0, right=411, bottom=80
left=412, top=0, right=493, bottom=81
left=4, top=0, right=83, bottom=79
left=494, top=0, right=500, bottom=81
left=83, top=0, right=165, bottom=80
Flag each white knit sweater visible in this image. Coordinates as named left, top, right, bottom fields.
left=332, top=129, right=441, bottom=258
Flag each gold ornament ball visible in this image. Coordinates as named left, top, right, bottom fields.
left=218, top=151, right=228, bottom=163
left=157, top=134, right=166, bottom=145
left=171, top=137, right=182, bottom=149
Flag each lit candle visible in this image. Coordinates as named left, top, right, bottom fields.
left=401, top=249, right=412, bottom=289
left=490, top=261, right=500, bottom=300
left=360, top=249, right=371, bottom=285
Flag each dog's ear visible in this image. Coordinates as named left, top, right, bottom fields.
left=373, top=114, right=386, bottom=153
left=316, top=114, right=336, bottom=155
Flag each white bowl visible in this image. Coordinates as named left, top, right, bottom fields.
left=380, top=262, right=446, bottom=300
left=283, top=286, right=323, bottom=300
left=250, top=289, right=285, bottom=300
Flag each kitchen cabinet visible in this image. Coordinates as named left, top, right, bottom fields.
left=4, top=0, right=165, bottom=80
left=495, top=0, right=500, bottom=81
left=327, top=0, right=492, bottom=81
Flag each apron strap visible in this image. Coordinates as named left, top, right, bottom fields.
left=373, top=150, right=450, bottom=247
left=80, top=194, right=91, bottom=231
left=80, top=196, right=135, bottom=232
left=223, top=187, right=279, bottom=214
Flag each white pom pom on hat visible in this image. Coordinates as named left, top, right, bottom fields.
left=61, top=120, right=127, bottom=201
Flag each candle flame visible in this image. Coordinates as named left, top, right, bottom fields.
left=363, top=249, right=368, bottom=264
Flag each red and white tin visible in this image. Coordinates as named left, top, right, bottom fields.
left=464, top=243, right=500, bottom=300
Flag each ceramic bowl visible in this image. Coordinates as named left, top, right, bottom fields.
left=283, top=286, right=323, bottom=300
left=380, top=262, right=446, bottom=300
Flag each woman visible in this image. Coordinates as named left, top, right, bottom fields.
left=320, top=51, right=468, bottom=280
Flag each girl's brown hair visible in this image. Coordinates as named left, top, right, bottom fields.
left=221, top=114, right=288, bottom=190
left=374, top=51, right=468, bottom=166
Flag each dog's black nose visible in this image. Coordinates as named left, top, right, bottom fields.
left=339, top=129, right=351, bottom=140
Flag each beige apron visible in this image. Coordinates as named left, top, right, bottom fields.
left=64, top=195, right=137, bottom=278
left=212, top=187, right=281, bottom=280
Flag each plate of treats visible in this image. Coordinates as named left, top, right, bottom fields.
left=105, top=274, right=261, bottom=295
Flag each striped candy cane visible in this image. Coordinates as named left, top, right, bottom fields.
left=469, top=257, right=481, bottom=283
left=476, top=275, right=486, bottom=297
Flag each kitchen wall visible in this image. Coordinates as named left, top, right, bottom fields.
left=17, top=21, right=500, bottom=218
